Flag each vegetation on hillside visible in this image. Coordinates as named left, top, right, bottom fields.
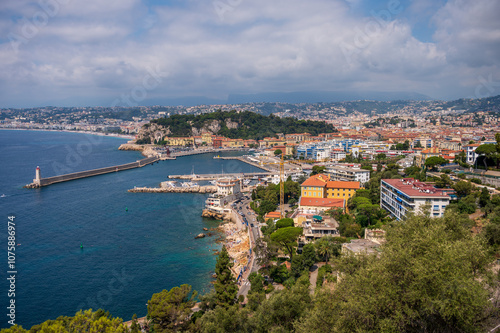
left=150, top=111, right=337, bottom=140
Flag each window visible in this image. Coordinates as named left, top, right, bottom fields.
left=433, top=205, right=439, bottom=211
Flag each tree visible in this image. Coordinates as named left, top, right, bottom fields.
left=270, top=227, right=303, bottom=259
left=311, top=165, right=326, bottom=175
left=214, top=246, right=238, bottom=308
left=248, top=275, right=312, bottom=332
left=475, top=143, right=499, bottom=170
left=297, top=210, right=493, bottom=332
left=375, top=153, right=386, bottom=160
left=424, top=156, right=447, bottom=170
left=434, top=174, right=452, bottom=188
left=276, top=217, right=294, bottom=229
left=274, top=149, right=282, bottom=156
left=130, top=314, right=141, bottom=333
left=479, top=187, right=490, bottom=208
left=20, top=309, right=127, bottom=333
left=301, top=243, right=318, bottom=270
left=315, top=236, right=342, bottom=264
left=453, top=180, right=473, bottom=197
left=147, top=284, right=197, bottom=332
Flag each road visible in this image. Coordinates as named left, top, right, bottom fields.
left=233, top=194, right=262, bottom=297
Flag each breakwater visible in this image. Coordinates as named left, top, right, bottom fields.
left=128, top=185, right=216, bottom=193
left=25, top=156, right=159, bottom=188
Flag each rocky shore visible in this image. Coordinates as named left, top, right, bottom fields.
left=118, top=143, right=157, bottom=158
left=218, top=221, right=250, bottom=277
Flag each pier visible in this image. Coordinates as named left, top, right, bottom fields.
left=25, top=156, right=159, bottom=188
left=168, top=172, right=272, bottom=181
left=128, top=185, right=216, bottom=194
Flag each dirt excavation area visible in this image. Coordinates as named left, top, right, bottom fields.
left=218, top=222, right=250, bottom=277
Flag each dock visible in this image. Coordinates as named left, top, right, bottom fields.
left=168, top=172, right=272, bottom=181
left=128, top=185, right=216, bottom=194
left=25, top=156, right=159, bottom=188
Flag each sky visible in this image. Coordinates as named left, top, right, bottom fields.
left=0, top=0, right=499, bottom=108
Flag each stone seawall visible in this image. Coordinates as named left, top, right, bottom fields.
left=128, top=185, right=216, bottom=194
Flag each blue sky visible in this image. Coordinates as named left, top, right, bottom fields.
left=0, top=0, right=499, bottom=107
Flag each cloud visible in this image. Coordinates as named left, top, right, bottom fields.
left=0, top=0, right=498, bottom=107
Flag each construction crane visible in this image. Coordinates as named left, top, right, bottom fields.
left=260, top=153, right=286, bottom=219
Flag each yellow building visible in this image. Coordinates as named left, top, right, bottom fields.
left=300, top=174, right=329, bottom=198
left=325, top=181, right=360, bottom=200
left=167, top=137, right=193, bottom=146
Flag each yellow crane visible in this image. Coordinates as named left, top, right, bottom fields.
left=260, top=153, right=286, bottom=219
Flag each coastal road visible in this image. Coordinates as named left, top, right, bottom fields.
left=234, top=195, right=261, bottom=297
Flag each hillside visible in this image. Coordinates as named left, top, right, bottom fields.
left=141, top=111, right=337, bottom=141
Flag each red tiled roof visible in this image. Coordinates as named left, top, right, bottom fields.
left=326, top=181, right=360, bottom=189
left=299, top=197, right=345, bottom=208
left=264, top=211, right=281, bottom=219
left=382, top=178, right=451, bottom=198
left=301, top=174, right=329, bottom=187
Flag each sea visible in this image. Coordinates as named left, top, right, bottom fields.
left=0, top=129, right=263, bottom=329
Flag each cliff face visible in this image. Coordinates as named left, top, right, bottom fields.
left=137, top=123, right=171, bottom=143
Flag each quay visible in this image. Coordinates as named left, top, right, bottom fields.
left=168, top=172, right=272, bottom=181
left=128, top=185, right=216, bottom=194
left=25, top=156, right=159, bottom=188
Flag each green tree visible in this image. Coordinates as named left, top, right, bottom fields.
left=311, top=165, right=326, bottom=175
left=297, top=210, right=493, bottom=332
left=453, top=180, right=473, bottom=197
left=276, top=217, right=294, bottom=229
left=301, top=243, right=318, bottom=270
left=475, top=143, right=499, bottom=170
left=248, top=275, right=312, bottom=332
left=147, top=284, right=197, bottom=332
left=479, top=187, right=490, bottom=208
left=424, top=156, right=447, bottom=170
left=435, top=174, right=452, bottom=188
left=20, top=309, right=127, bottom=333
left=214, top=246, right=238, bottom=308
left=270, top=227, right=303, bottom=259
left=274, top=148, right=282, bottom=156
left=130, top=314, right=141, bottom=333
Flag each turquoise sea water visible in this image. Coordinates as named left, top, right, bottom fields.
left=0, top=130, right=262, bottom=328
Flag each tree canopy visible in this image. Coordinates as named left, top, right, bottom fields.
left=147, top=284, right=197, bottom=332
left=297, top=210, right=494, bottom=332
left=270, top=227, right=303, bottom=259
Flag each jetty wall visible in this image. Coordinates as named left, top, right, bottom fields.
left=26, top=157, right=158, bottom=188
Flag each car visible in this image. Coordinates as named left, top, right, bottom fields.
left=250, top=223, right=254, bottom=227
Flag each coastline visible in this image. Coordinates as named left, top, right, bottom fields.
left=0, top=127, right=136, bottom=140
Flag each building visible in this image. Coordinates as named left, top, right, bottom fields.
left=326, top=165, right=370, bottom=186
left=300, top=174, right=329, bottom=198
left=325, top=180, right=360, bottom=200
left=216, top=178, right=241, bottom=196
left=464, top=143, right=480, bottom=165
left=342, top=239, right=381, bottom=255
left=380, top=178, right=453, bottom=220
left=300, top=174, right=360, bottom=199
left=298, top=197, right=345, bottom=213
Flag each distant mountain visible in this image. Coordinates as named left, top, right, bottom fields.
left=227, top=91, right=432, bottom=104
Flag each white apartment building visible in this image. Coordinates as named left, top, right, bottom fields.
left=380, top=178, right=453, bottom=220
left=326, top=165, right=370, bottom=186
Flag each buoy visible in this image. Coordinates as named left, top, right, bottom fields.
left=80, top=242, right=83, bottom=249
left=125, top=207, right=128, bottom=212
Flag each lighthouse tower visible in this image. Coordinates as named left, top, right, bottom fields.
left=34, top=166, right=41, bottom=186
